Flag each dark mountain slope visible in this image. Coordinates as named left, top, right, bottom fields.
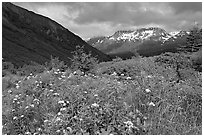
left=2, top=2, right=110, bottom=67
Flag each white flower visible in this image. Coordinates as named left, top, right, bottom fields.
left=13, top=116, right=18, bottom=120
left=58, top=100, right=65, bottom=104
left=91, top=103, right=99, bottom=107
left=25, top=106, right=29, bottom=109
left=126, top=77, right=132, bottom=80
left=145, top=89, right=151, bottom=93
left=73, top=71, right=77, bottom=75
left=124, top=121, right=134, bottom=127
left=33, top=98, right=39, bottom=102
left=94, top=94, right=98, bottom=97
left=56, top=130, right=61, bottom=133
left=121, top=74, right=124, bottom=76
left=8, top=90, right=12, bottom=93
left=57, top=112, right=62, bottom=115
left=55, top=117, right=61, bottom=121
left=21, top=115, right=24, bottom=118
left=16, top=85, right=20, bottom=89
left=58, top=78, right=62, bottom=80
left=25, top=131, right=31, bottom=135
left=30, top=104, right=34, bottom=107
left=111, top=72, right=117, bottom=76
left=149, top=102, right=155, bottom=106
left=147, top=75, right=152, bottom=78
left=60, top=107, right=66, bottom=111
left=53, top=93, right=59, bottom=96
left=50, top=89, right=54, bottom=92
left=44, top=120, right=49, bottom=123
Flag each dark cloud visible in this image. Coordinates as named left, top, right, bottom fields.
left=13, top=2, right=202, bottom=39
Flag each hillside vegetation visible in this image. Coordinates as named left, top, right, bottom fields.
left=2, top=46, right=202, bottom=134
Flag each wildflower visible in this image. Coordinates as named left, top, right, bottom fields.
left=60, top=107, right=66, bottom=111
left=126, top=77, right=132, bottom=80
left=21, top=115, right=24, bottom=118
left=25, top=106, right=29, bottom=109
left=145, top=89, right=151, bottom=93
left=25, top=131, right=31, bottom=135
left=84, top=91, right=88, bottom=94
left=56, top=130, right=61, bottom=133
left=73, top=71, right=77, bottom=75
left=121, top=74, right=124, bottom=76
left=111, top=72, right=117, bottom=76
left=147, top=75, right=153, bottom=78
left=149, top=102, right=155, bottom=106
left=8, top=90, right=12, bottom=93
left=55, top=117, right=61, bottom=121
left=53, top=93, right=59, bottom=96
left=54, top=71, right=58, bottom=74
left=66, top=127, right=72, bottom=132
left=13, top=98, right=18, bottom=101
left=124, top=120, right=134, bottom=128
left=30, top=104, right=34, bottom=107
left=33, top=98, right=39, bottom=102
left=16, top=85, right=20, bottom=89
left=50, top=89, right=54, bottom=92
left=91, top=103, right=99, bottom=107
left=57, top=112, right=62, bottom=115
left=94, top=94, right=98, bottom=97
left=13, top=116, right=18, bottom=120
left=58, top=100, right=65, bottom=104
left=79, top=118, right=83, bottom=121
left=58, top=77, right=62, bottom=80
left=44, top=120, right=49, bottom=123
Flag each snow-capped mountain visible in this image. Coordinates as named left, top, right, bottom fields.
left=107, top=27, right=172, bottom=42
left=87, top=27, right=189, bottom=58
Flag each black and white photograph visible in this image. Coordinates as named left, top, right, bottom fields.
left=2, top=1, right=202, bottom=135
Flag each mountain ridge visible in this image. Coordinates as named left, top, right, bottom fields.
left=87, top=27, right=189, bottom=58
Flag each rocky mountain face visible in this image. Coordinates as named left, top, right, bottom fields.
left=87, top=27, right=189, bottom=58
left=2, top=2, right=110, bottom=67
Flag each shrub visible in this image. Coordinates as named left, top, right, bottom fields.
left=70, top=45, right=99, bottom=73
left=45, top=56, right=67, bottom=71
left=178, top=26, right=202, bottom=53
left=2, top=61, right=17, bottom=76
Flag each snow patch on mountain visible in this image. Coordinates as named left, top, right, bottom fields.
left=88, top=27, right=189, bottom=46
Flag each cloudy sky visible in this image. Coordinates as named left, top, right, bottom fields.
left=13, top=2, right=202, bottom=40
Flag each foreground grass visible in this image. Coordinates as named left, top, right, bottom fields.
left=2, top=57, right=202, bottom=135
